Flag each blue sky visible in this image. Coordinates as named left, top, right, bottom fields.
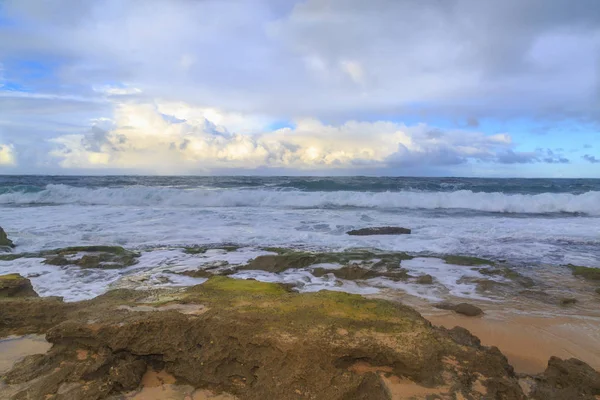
left=0, top=0, right=599, bottom=176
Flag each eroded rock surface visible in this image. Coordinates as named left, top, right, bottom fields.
left=0, top=227, right=15, bottom=249
left=0, top=274, right=38, bottom=298
left=529, top=357, right=600, bottom=399
left=1, top=277, right=533, bottom=400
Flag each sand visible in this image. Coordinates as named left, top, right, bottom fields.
left=0, top=335, right=51, bottom=376
left=426, top=312, right=600, bottom=374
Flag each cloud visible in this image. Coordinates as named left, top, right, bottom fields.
left=495, top=150, right=538, bottom=164
left=1, top=0, right=599, bottom=121
left=0, top=144, right=16, bottom=165
left=583, top=154, right=600, bottom=163
left=1, top=0, right=599, bottom=176
left=47, top=99, right=555, bottom=173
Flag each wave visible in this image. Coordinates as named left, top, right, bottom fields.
left=1, top=184, right=600, bottom=215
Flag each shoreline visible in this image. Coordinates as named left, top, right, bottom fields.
left=1, top=244, right=600, bottom=399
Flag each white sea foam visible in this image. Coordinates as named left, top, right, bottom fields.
left=2, top=185, right=600, bottom=215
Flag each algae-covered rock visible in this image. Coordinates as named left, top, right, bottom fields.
left=347, top=226, right=411, bottom=235
left=455, top=303, right=484, bottom=316
left=559, top=297, right=578, bottom=306
left=0, top=296, right=72, bottom=337
left=434, top=302, right=484, bottom=317
left=530, top=357, right=600, bottom=399
left=443, top=255, right=495, bottom=266
left=239, top=253, right=318, bottom=273
left=479, top=266, right=535, bottom=288
left=44, top=255, right=70, bottom=266
left=0, top=226, right=15, bottom=249
left=568, top=264, right=600, bottom=281
left=2, top=277, right=526, bottom=400
left=415, top=274, right=433, bottom=284
left=596, top=288, right=600, bottom=295
left=41, top=245, right=140, bottom=269
left=0, top=274, right=38, bottom=298
left=239, top=250, right=413, bottom=276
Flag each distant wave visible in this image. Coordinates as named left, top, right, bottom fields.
left=1, top=184, right=600, bottom=215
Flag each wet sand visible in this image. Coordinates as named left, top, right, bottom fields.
left=0, top=335, right=51, bottom=375
left=121, top=369, right=237, bottom=400
left=426, top=312, right=600, bottom=374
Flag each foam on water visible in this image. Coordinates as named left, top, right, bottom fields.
left=366, top=257, right=507, bottom=302
left=1, top=176, right=599, bottom=303
left=230, top=269, right=380, bottom=295
left=2, top=184, right=600, bottom=215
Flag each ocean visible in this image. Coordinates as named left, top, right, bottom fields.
left=1, top=175, right=599, bottom=301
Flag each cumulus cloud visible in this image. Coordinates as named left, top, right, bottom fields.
left=47, top=100, right=545, bottom=173
left=0, top=144, right=16, bottom=165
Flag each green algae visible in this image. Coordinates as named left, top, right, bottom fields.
left=0, top=273, right=22, bottom=281
left=239, top=250, right=413, bottom=276
left=184, top=246, right=209, bottom=254
left=443, top=255, right=495, bottom=266
left=568, top=264, right=600, bottom=281
left=182, top=276, right=423, bottom=333
left=478, top=266, right=535, bottom=287
left=0, top=227, right=14, bottom=248
left=55, top=245, right=132, bottom=255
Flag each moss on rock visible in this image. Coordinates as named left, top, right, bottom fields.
left=4, top=276, right=597, bottom=399
left=443, top=255, right=495, bottom=266
left=568, top=264, right=600, bottom=281
left=1, top=277, right=529, bottom=399
left=0, top=226, right=15, bottom=248
left=0, top=274, right=38, bottom=298
left=39, top=246, right=140, bottom=269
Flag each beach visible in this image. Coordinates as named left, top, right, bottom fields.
left=1, top=176, right=600, bottom=399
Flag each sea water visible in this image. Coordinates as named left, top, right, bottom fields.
left=1, top=176, right=599, bottom=301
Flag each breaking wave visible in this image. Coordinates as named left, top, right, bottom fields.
left=1, top=184, right=600, bottom=215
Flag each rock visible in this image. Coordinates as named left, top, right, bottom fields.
left=454, top=303, right=484, bottom=317
left=347, top=226, right=411, bottom=236
left=479, top=266, right=535, bottom=288
left=44, top=255, right=71, bottom=266
left=596, top=288, right=600, bottom=295
left=0, top=226, right=15, bottom=248
left=0, top=274, right=39, bottom=298
left=559, top=297, right=577, bottom=306
left=239, top=253, right=318, bottom=273
left=444, top=326, right=482, bottom=348
left=42, top=246, right=140, bottom=269
left=530, top=357, right=600, bottom=399
left=443, top=255, right=495, bottom=266
left=1, top=277, right=526, bottom=399
left=416, top=274, right=433, bottom=284
left=0, top=296, right=72, bottom=337
left=568, top=264, right=600, bottom=281
left=435, top=302, right=484, bottom=317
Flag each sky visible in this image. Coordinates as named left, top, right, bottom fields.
left=0, top=0, right=599, bottom=177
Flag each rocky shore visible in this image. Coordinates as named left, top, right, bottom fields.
left=0, top=270, right=599, bottom=399
left=1, top=224, right=600, bottom=399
